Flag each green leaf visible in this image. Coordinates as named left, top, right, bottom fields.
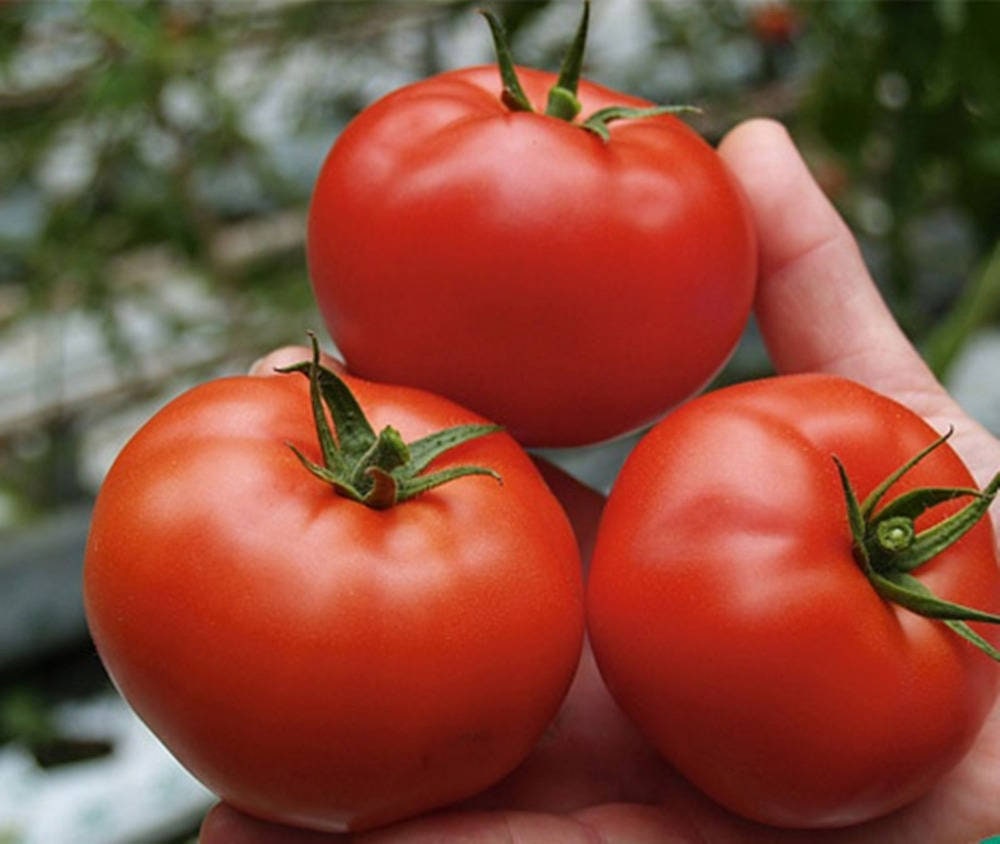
left=351, top=426, right=410, bottom=494
left=875, top=571, right=1000, bottom=626
left=480, top=9, right=534, bottom=113
left=281, top=336, right=504, bottom=508
left=859, top=428, right=954, bottom=519
left=944, top=620, right=1000, bottom=662
left=278, top=334, right=376, bottom=466
left=581, top=104, right=702, bottom=142
left=833, top=455, right=870, bottom=569
left=397, top=466, right=501, bottom=503
left=406, top=423, right=502, bottom=476
left=871, top=485, right=983, bottom=523
left=835, top=440, right=1000, bottom=662
left=286, top=443, right=363, bottom=503
left=888, top=473, right=1000, bottom=572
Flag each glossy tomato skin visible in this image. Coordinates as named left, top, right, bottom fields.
left=307, top=65, right=756, bottom=448
left=83, top=370, right=584, bottom=833
left=587, top=374, right=1000, bottom=828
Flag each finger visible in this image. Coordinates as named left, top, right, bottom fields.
left=718, top=119, right=1000, bottom=485
left=201, top=803, right=343, bottom=843
left=357, top=810, right=605, bottom=843
left=249, top=345, right=347, bottom=377
left=717, top=118, right=937, bottom=403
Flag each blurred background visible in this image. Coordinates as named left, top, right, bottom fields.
left=1, top=1, right=999, bottom=841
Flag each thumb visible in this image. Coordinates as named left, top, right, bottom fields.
left=717, top=118, right=999, bottom=485
left=718, top=118, right=931, bottom=394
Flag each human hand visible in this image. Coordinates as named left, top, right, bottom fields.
left=199, top=118, right=1000, bottom=843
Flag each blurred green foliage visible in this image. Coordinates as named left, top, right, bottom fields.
left=0, top=0, right=998, bottom=518
left=2, top=0, right=353, bottom=323
left=792, top=0, right=1000, bottom=364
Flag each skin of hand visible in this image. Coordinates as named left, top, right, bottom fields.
left=199, top=118, right=1000, bottom=844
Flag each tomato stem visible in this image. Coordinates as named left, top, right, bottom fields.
left=279, top=334, right=502, bottom=509
left=480, top=9, right=533, bottom=113
left=544, top=1, right=588, bottom=120
left=481, top=2, right=698, bottom=141
left=581, top=104, right=703, bottom=142
left=834, top=431, right=1000, bottom=661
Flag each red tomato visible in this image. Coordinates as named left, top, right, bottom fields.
left=307, top=45, right=756, bottom=447
left=587, top=373, right=1000, bottom=828
left=83, top=353, right=584, bottom=833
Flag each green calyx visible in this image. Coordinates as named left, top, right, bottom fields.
left=279, top=335, right=502, bottom=510
left=480, top=1, right=699, bottom=142
left=835, top=428, right=1000, bottom=661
